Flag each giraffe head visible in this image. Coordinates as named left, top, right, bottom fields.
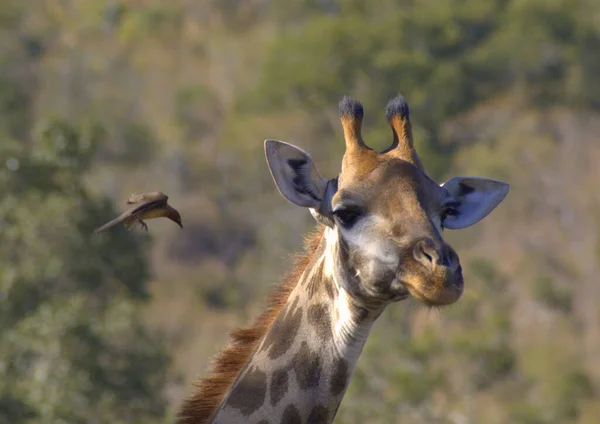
left=265, top=94, right=508, bottom=308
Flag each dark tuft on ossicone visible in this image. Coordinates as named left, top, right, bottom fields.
left=385, top=94, right=410, bottom=122
left=338, top=96, right=364, bottom=119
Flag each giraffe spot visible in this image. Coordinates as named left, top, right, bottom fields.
left=225, top=366, right=267, bottom=416
left=293, top=342, right=322, bottom=390
left=307, top=303, right=331, bottom=341
left=281, top=404, right=301, bottom=424
left=270, top=368, right=288, bottom=407
left=289, top=295, right=300, bottom=313
left=261, top=297, right=303, bottom=360
left=330, top=358, right=349, bottom=396
left=357, top=307, right=369, bottom=322
left=303, top=262, right=321, bottom=287
left=324, top=280, right=337, bottom=300
left=307, top=404, right=329, bottom=424
left=306, top=273, right=321, bottom=296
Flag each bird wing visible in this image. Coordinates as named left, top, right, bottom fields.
left=126, top=192, right=168, bottom=205
left=128, top=199, right=167, bottom=217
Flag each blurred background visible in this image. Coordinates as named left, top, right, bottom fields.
left=1, top=0, right=600, bottom=423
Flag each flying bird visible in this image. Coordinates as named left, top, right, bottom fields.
left=94, top=192, right=183, bottom=233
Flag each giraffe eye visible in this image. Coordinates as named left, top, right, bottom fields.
left=333, top=208, right=362, bottom=228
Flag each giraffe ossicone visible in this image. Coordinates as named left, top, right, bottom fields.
left=177, top=94, right=509, bottom=424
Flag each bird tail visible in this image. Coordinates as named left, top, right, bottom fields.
left=94, top=216, right=126, bottom=233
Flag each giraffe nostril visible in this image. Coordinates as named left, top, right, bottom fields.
left=422, top=251, right=433, bottom=263
left=413, top=238, right=440, bottom=268
left=443, top=247, right=460, bottom=271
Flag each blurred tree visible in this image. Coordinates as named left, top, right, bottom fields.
left=0, top=120, right=171, bottom=424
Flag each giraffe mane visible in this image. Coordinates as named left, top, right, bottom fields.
left=176, top=226, right=325, bottom=424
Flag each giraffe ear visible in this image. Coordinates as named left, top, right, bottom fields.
left=440, top=176, right=509, bottom=229
left=264, top=140, right=329, bottom=209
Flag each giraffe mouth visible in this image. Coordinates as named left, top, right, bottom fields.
left=397, top=266, right=464, bottom=307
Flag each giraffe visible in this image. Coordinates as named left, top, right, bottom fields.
left=177, top=94, right=509, bottom=424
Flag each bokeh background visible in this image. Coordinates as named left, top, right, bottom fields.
left=2, top=0, right=600, bottom=423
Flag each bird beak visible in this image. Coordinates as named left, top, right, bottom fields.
left=178, top=222, right=183, bottom=229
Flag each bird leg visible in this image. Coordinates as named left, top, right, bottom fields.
left=139, top=220, right=148, bottom=232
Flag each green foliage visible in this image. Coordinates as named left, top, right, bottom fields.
left=117, top=5, right=182, bottom=42
left=530, top=276, right=573, bottom=314
left=554, top=368, right=595, bottom=421
left=509, top=402, right=550, bottom=424
left=199, top=276, right=243, bottom=310
left=392, top=363, right=446, bottom=407
left=0, top=77, right=31, bottom=140
left=446, top=258, right=516, bottom=395
left=0, top=121, right=170, bottom=423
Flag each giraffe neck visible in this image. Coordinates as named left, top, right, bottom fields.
left=211, top=228, right=383, bottom=423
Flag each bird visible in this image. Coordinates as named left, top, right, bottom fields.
left=94, top=192, right=183, bottom=233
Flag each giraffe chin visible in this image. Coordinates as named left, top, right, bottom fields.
left=399, top=266, right=464, bottom=307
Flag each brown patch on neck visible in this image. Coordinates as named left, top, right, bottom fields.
left=176, top=227, right=325, bottom=424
